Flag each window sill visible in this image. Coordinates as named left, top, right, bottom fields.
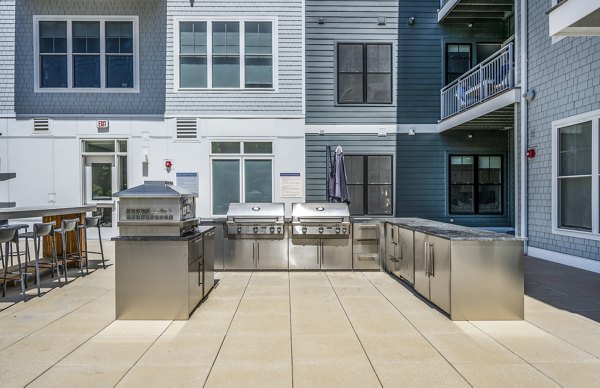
left=34, top=87, right=139, bottom=94
left=552, top=227, right=600, bottom=241
left=334, top=103, right=395, bottom=107
left=175, top=88, right=276, bottom=93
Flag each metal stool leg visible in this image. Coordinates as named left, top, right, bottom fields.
left=1, top=242, right=7, bottom=297
left=61, top=232, right=68, bottom=284
left=33, top=236, right=42, bottom=296
left=97, top=224, right=106, bottom=269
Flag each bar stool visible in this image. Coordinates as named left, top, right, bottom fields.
left=5, top=224, right=29, bottom=268
left=0, top=226, right=28, bottom=301
left=21, top=222, right=61, bottom=297
left=54, top=218, right=85, bottom=283
left=78, top=216, right=106, bottom=270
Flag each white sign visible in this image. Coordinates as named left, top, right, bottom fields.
left=280, top=173, right=302, bottom=198
left=176, top=172, right=199, bottom=196
left=96, top=120, right=109, bottom=130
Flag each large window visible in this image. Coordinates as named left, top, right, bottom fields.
left=211, top=141, right=273, bottom=216
left=35, top=16, right=138, bottom=92
left=446, top=44, right=471, bottom=84
left=337, top=43, right=392, bottom=104
left=552, top=112, right=600, bottom=239
left=177, top=20, right=275, bottom=90
left=449, top=155, right=503, bottom=215
left=345, top=155, right=393, bottom=215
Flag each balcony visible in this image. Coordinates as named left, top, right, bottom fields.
left=438, top=0, right=514, bottom=23
left=439, top=43, right=520, bottom=132
left=548, top=0, right=600, bottom=37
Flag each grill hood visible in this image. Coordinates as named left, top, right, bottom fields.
left=292, top=203, right=349, bottom=223
left=113, top=181, right=196, bottom=198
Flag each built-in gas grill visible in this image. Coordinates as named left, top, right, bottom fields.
left=291, top=203, right=350, bottom=237
left=114, top=180, right=198, bottom=237
left=289, top=203, right=352, bottom=270
left=224, top=203, right=288, bottom=270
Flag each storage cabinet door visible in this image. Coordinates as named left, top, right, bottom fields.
left=203, top=230, right=215, bottom=295
left=428, top=235, right=451, bottom=314
left=321, top=238, right=353, bottom=270
left=289, top=236, right=320, bottom=270
left=413, top=232, right=429, bottom=299
left=256, top=238, right=289, bottom=270
left=224, top=238, right=255, bottom=270
left=385, top=224, right=397, bottom=273
left=399, top=228, right=414, bottom=284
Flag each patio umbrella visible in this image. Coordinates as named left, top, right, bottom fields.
left=328, top=145, right=351, bottom=204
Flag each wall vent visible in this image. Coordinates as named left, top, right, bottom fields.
left=33, top=118, right=50, bottom=132
left=176, top=118, right=197, bottom=139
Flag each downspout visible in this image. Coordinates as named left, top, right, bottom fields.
left=520, top=0, right=528, bottom=252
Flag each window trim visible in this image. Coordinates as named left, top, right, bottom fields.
left=345, top=153, right=395, bottom=216
left=552, top=109, right=600, bottom=241
left=209, top=140, right=275, bottom=217
left=445, top=43, right=472, bottom=85
left=173, top=17, right=279, bottom=92
left=33, top=15, right=140, bottom=93
left=448, top=154, right=505, bottom=216
left=335, top=42, right=394, bottom=106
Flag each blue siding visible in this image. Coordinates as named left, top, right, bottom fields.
left=0, top=0, right=15, bottom=116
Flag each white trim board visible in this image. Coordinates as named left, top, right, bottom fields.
left=528, top=247, right=600, bottom=274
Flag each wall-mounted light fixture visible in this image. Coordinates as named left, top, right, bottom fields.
left=378, top=16, right=386, bottom=26
left=467, top=133, right=473, bottom=139
left=190, top=0, right=195, bottom=6
left=467, top=22, right=473, bottom=28
left=408, top=128, right=416, bottom=136
left=318, top=17, right=325, bottom=25
left=408, top=17, right=415, bottom=25
left=523, top=89, right=536, bottom=102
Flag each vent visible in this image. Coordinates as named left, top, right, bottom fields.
left=176, top=118, right=197, bottom=139
left=33, top=118, right=50, bottom=132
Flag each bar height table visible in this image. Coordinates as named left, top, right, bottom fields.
left=0, top=205, right=97, bottom=258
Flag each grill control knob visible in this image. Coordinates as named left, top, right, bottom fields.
left=302, top=226, right=307, bottom=234
left=318, top=227, right=324, bottom=234
left=270, top=226, right=275, bottom=233
left=336, top=227, right=340, bottom=234
left=342, top=227, right=347, bottom=234
left=277, top=227, right=282, bottom=233
left=253, top=226, right=258, bottom=233
left=237, top=226, right=242, bottom=233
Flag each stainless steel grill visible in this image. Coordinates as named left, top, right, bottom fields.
left=291, top=203, right=350, bottom=237
left=226, top=203, right=285, bottom=236
left=114, top=181, right=198, bottom=236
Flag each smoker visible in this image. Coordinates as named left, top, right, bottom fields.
left=224, top=203, right=288, bottom=270
left=112, top=181, right=214, bottom=320
left=289, top=202, right=352, bottom=270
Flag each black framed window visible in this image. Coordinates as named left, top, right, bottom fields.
left=446, top=44, right=471, bottom=84
left=449, top=155, right=503, bottom=215
left=346, top=155, right=393, bottom=215
left=476, top=43, right=502, bottom=64
left=337, top=43, right=392, bottom=104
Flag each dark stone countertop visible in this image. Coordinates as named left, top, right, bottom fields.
left=383, top=218, right=522, bottom=241
left=112, top=226, right=215, bottom=241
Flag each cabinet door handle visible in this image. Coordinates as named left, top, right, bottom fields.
left=257, top=242, right=260, bottom=264
left=429, top=243, right=434, bottom=277
left=398, top=233, right=403, bottom=259
left=424, top=241, right=429, bottom=276
left=252, top=241, right=255, bottom=265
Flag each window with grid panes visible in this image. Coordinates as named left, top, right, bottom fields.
left=345, top=155, right=393, bottom=215
left=449, top=155, right=503, bottom=215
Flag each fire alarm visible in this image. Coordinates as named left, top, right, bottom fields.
left=165, top=160, right=173, bottom=171
left=527, top=148, right=536, bottom=159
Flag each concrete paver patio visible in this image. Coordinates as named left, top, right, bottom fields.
left=1, top=241, right=599, bottom=387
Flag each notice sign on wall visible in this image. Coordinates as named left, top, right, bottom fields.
left=176, top=172, right=199, bottom=196
left=280, top=173, right=302, bottom=198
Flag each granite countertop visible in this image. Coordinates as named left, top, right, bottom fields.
left=384, top=218, right=521, bottom=241
left=112, top=226, right=215, bottom=241
left=0, top=205, right=97, bottom=220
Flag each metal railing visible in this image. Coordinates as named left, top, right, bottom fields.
left=440, top=0, right=452, bottom=7
left=441, top=43, right=514, bottom=121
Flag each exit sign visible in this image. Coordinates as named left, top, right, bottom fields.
left=96, top=120, right=109, bottom=130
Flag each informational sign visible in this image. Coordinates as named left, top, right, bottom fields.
left=176, top=172, right=199, bottom=196
left=96, top=120, right=109, bottom=130
left=280, top=173, right=302, bottom=198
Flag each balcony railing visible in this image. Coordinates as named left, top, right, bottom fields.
left=441, top=43, right=514, bottom=121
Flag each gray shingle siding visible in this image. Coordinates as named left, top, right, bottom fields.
left=525, top=0, right=600, bottom=260
left=165, top=0, right=303, bottom=117
left=15, top=0, right=166, bottom=115
left=0, top=0, right=15, bottom=116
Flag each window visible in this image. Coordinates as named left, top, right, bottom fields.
left=337, top=43, right=392, bottom=104
left=446, top=44, right=471, bottom=84
left=177, top=20, right=275, bottom=90
left=35, top=16, right=138, bottom=92
left=476, top=43, right=502, bottom=64
left=552, top=112, right=600, bottom=239
left=449, top=155, right=503, bottom=215
left=345, top=155, right=393, bottom=215
left=211, top=141, right=273, bottom=215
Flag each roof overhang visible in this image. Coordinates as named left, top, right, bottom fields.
left=549, top=0, right=600, bottom=37
left=438, top=88, right=520, bottom=132
left=438, top=0, right=514, bottom=23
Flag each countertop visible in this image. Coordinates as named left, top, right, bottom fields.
left=0, top=205, right=97, bottom=220
left=383, top=218, right=521, bottom=241
left=112, top=226, right=215, bottom=241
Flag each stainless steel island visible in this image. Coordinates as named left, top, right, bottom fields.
left=384, top=218, right=524, bottom=321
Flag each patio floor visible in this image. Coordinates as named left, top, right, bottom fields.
left=1, top=241, right=600, bottom=387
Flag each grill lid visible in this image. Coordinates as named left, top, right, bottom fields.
left=113, top=181, right=196, bottom=198
left=227, top=203, right=285, bottom=223
left=292, top=203, right=349, bottom=223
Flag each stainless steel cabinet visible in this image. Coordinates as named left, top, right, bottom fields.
left=353, top=223, right=380, bottom=270
left=385, top=224, right=400, bottom=276
left=322, top=238, right=353, bottom=269
left=289, top=237, right=320, bottom=269
left=255, top=238, right=289, bottom=270
left=414, top=232, right=450, bottom=314
left=224, top=238, right=254, bottom=270
left=397, top=227, right=414, bottom=284
left=224, top=233, right=288, bottom=270
left=289, top=225, right=352, bottom=270
left=203, top=229, right=215, bottom=296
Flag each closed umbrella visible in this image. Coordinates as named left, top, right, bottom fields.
left=328, top=145, right=350, bottom=204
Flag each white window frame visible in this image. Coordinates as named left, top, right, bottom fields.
left=173, top=17, right=279, bottom=92
left=209, top=141, right=275, bottom=217
left=33, top=15, right=140, bottom=93
left=552, top=109, right=600, bottom=240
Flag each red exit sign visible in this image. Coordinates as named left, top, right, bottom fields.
left=96, top=120, right=109, bottom=130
